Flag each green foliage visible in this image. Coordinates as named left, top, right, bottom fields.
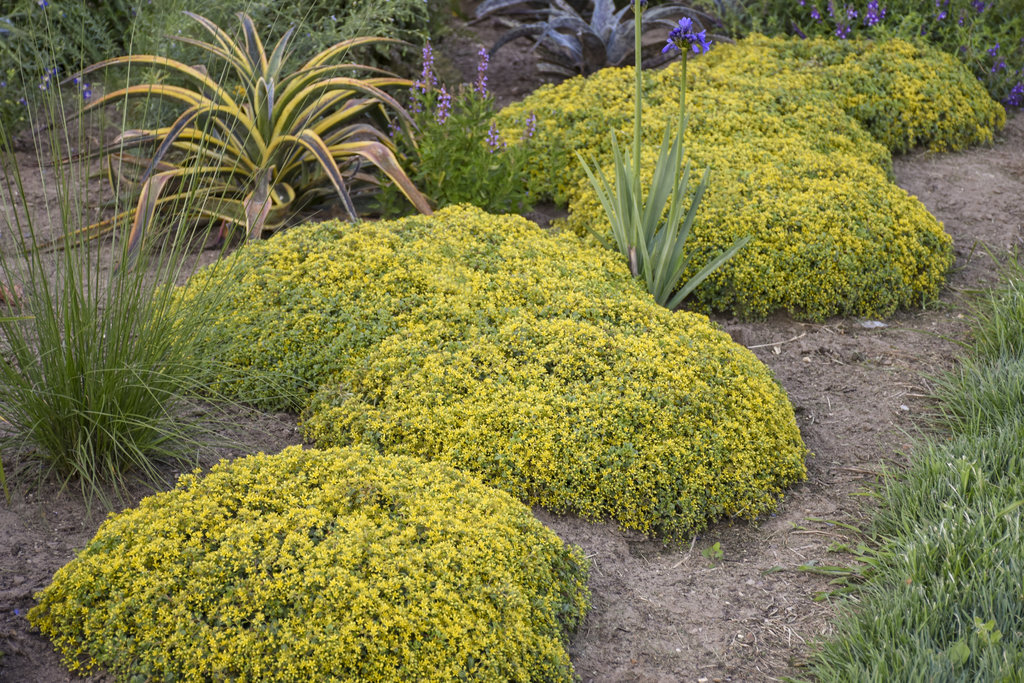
left=29, top=444, right=590, bottom=680
left=812, top=267, right=1024, bottom=680
left=65, top=12, right=429, bottom=259
left=498, top=35, right=1004, bottom=320
left=179, top=205, right=808, bottom=540
left=579, top=13, right=748, bottom=309
left=0, top=90, right=231, bottom=509
left=732, top=0, right=1024, bottom=108
left=378, top=44, right=536, bottom=216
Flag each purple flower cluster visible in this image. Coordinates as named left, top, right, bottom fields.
left=415, top=41, right=437, bottom=94
left=864, top=0, right=886, bottom=27
left=521, top=112, right=537, bottom=141
left=435, top=86, right=452, bottom=125
left=835, top=23, right=852, bottom=39
left=1005, top=81, right=1024, bottom=108
left=987, top=43, right=1000, bottom=57
left=474, top=48, right=489, bottom=97
left=662, top=17, right=712, bottom=56
left=972, top=0, right=986, bottom=12
left=485, top=122, right=505, bottom=152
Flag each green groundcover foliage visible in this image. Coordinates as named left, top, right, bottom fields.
left=497, top=35, right=1006, bottom=321
left=29, top=445, right=590, bottom=681
left=179, top=205, right=808, bottom=540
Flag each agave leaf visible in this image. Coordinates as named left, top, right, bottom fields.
left=282, top=130, right=358, bottom=220
left=170, top=35, right=248, bottom=75
left=475, top=0, right=538, bottom=19
left=490, top=23, right=550, bottom=57
left=63, top=55, right=235, bottom=107
left=299, top=36, right=405, bottom=72
left=275, top=78, right=409, bottom=139
left=124, top=170, right=181, bottom=258
left=183, top=11, right=254, bottom=82
left=591, top=0, right=616, bottom=39
left=243, top=168, right=273, bottom=240
left=239, top=13, right=269, bottom=76
left=328, top=140, right=432, bottom=215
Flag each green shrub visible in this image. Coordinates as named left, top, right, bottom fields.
left=733, top=0, right=1024, bottom=108
left=497, top=35, right=1003, bottom=320
left=29, top=444, right=589, bottom=681
left=180, top=205, right=808, bottom=540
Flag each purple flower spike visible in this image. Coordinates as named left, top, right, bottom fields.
left=486, top=122, right=505, bottom=152
left=835, top=23, right=852, bottom=39
left=662, top=17, right=712, bottom=56
left=1004, top=81, right=1023, bottom=108
left=416, top=41, right=437, bottom=93
left=864, top=0, right=886, bottom=26
left=435, top=86, right=452, bottom=125
left=522, top=112, right=537, bottom=141
left=474, top=47, right=489, bottom=97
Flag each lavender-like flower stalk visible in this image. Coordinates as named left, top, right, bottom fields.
left=474, top=48, right=489, bottom=97
left=485, top=122, right=504, bottom=152
left=435, top=86, right=452, bottom=125
left=521, top=112, right=537, bottom=141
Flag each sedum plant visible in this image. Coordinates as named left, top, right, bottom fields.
left=30, top=445, right=590, bottom=680
left=578, top=5, right=749, bottom=309
left=63, top=11, right=430, bottom=257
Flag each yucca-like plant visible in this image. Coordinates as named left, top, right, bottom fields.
left=60, top=11, right=431, bottom=256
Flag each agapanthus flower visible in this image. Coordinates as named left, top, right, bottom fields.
left=1004, top=81, right=1023, bottom=108
left=435, top=86, right=451, bottom=125
left=474, top=47, right=489, bottom=97
left=662, top=17, right=712, bottom=55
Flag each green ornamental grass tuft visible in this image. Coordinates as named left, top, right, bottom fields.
left=29, top=445, right=590, bottom=681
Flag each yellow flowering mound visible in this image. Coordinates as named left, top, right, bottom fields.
left=180, top=205, right=808, bottom=540
left=29, top=445, right=590, bottom=681
left=498, top=35, right=1005, bottom=320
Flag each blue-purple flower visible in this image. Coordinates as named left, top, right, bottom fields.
left=485, top=122, right=505, bottom=151
left=987, top=43, right=1000, bottom=57
left=864, top=0, right=886, bottom=26
left=474, top=47, right=489, bottom=97
left=835, top=23, right=852, bottom=39
left=415, top=41, right=437, bottom=94
left=521, top=112, right=537, bottom=141
left=435, top=86, right=451, bottom=125
left=1005, top=81, right=1023, bottom=107
left=662, top=17, right=711, bottom=56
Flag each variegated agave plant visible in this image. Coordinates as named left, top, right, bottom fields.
left=477, top=0, right=706, bottom=77
left=61, top=12, right=430, bottom=256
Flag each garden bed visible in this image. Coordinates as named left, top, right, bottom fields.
left=1, top=6, right=1023, bottom=682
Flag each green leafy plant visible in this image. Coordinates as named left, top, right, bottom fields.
left=58, top=11, right=430, bottom=258
left=477, top=0, right=704, bottom=76
left=29, top=445, right=590, bottom=680
left=0, top=66, right=241, bottom=509
left=731, top=0, right=1024, bottom=108
left=701, top=540, right=724, bottom=564
left=380, top=43, right=536, bottom=215
left=578, top=7, right=748, bottom=309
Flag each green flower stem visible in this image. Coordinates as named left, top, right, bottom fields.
left=678, top=52, right=687, bottom=187
left=633, top=4, right=642, bottom=209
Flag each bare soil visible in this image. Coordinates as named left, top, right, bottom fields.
left=1, top=10, right=1023, bottom=682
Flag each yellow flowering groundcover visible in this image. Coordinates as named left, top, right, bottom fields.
left=497, top=35, right=1005, bottom=320
left=179, top=205, right=808, bottom=540
left=29, top=446, right=590, bottom=681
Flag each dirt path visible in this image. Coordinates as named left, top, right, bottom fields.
left=1, top=26, right=1021, bottom=682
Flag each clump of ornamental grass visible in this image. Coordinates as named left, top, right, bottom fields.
left=29, top=444, right=591, bottom=681
left=812, top=262, right=1024, bottom=680
left=0, top=41, right=250, bottom=509
left=378, top=42, right=537, bottom=215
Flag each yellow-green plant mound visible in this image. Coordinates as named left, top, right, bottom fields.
left=180, top=205, right=808, bottom=539
left=497, top=35, right=1003, bottom=320
left=29, top=445, right=589, bottom=682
